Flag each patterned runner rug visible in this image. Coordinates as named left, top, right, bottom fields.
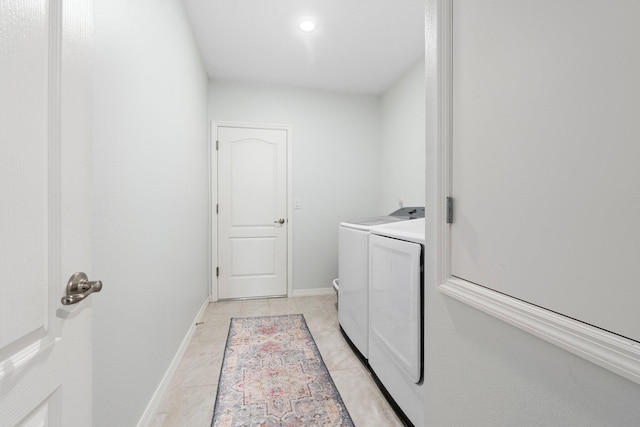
left=211, top=314, right=354, bottom=427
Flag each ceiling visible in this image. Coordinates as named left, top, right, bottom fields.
left=182, top=0, right=425, bottom=95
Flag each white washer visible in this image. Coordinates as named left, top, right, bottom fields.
left=338, top=215, right=405, bottom=360
left=368, top=218, right=425, bottom=427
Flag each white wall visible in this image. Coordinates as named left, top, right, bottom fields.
left=92, top=1, right=209, bottom=426
left=423, top=1, right=640, bottom=425
left=421, top=288, right=640, bottom=425
left=379, top=57, right=425, bottom=214
left=209, top=81, right=380, bottom=291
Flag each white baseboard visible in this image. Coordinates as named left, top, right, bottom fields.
left=291, top=287, right=336, bottom=297
left=136, top=297, right=210, bottom=427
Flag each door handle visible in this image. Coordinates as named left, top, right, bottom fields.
left=274, top=218, right=285, bottom=224
left=61, top=272, right=103, bottom=305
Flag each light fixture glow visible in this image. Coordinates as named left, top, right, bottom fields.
left=299, top=17, right=317, bottom=32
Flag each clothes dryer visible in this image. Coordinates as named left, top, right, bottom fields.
left=338, top=207, right=423, bottom=361
left=368, top=218, right=425, bottom=427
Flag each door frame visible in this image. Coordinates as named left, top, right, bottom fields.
left=209, top=121, right=293, bottom=301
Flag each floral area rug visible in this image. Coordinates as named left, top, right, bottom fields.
left=211, top=314, right=354, bottom=427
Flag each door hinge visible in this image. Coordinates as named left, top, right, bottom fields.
left=216, top=267, right=219, bottom=277
left=216, top=140, right=219, bottom=150
left=216, top=204, right=218, bottom=214
left=446, top=197, right=453, bottom=224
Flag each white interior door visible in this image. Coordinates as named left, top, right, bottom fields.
left=217, top=126, right=288, bottom=299
left=0, top=1, right=93, bottom=426
left=450, top=0, right=640, bottom=342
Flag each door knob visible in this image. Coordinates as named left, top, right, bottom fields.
left=274, top=218, right=285, bottom=224
left=61, top=272, right=103, bottom=305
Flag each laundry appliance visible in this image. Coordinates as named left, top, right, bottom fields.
left=338, top=207, right=424, bottom=361
left=368, top=218, right=425, bottom=426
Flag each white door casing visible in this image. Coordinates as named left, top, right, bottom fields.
left=0, top=1, right=93, bottom=426
left=216, top=125, right=290, bottom=300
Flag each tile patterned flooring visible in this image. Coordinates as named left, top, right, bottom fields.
left=150, top=294, right=404, bottom=426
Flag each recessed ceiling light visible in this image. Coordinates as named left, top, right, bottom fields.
left=299, top=17, right=317, bottom=32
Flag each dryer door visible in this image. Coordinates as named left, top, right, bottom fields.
left=369, top=234, right=423, bottom=384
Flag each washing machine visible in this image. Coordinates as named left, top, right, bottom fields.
left=338, top=207, right=424, bottom=361
left=368, top=218, right=425, bottom=427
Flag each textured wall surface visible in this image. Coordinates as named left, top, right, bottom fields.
left=92, top=1, right=209, bottom=425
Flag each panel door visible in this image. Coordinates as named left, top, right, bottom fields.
left=450, top=0, right=640, bottom=342
left=217, top=126, right=288, bottom=299
left=0, top=1, right=93, bottom=425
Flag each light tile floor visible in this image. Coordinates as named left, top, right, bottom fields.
left=150, top=294, right=404, bottom=427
